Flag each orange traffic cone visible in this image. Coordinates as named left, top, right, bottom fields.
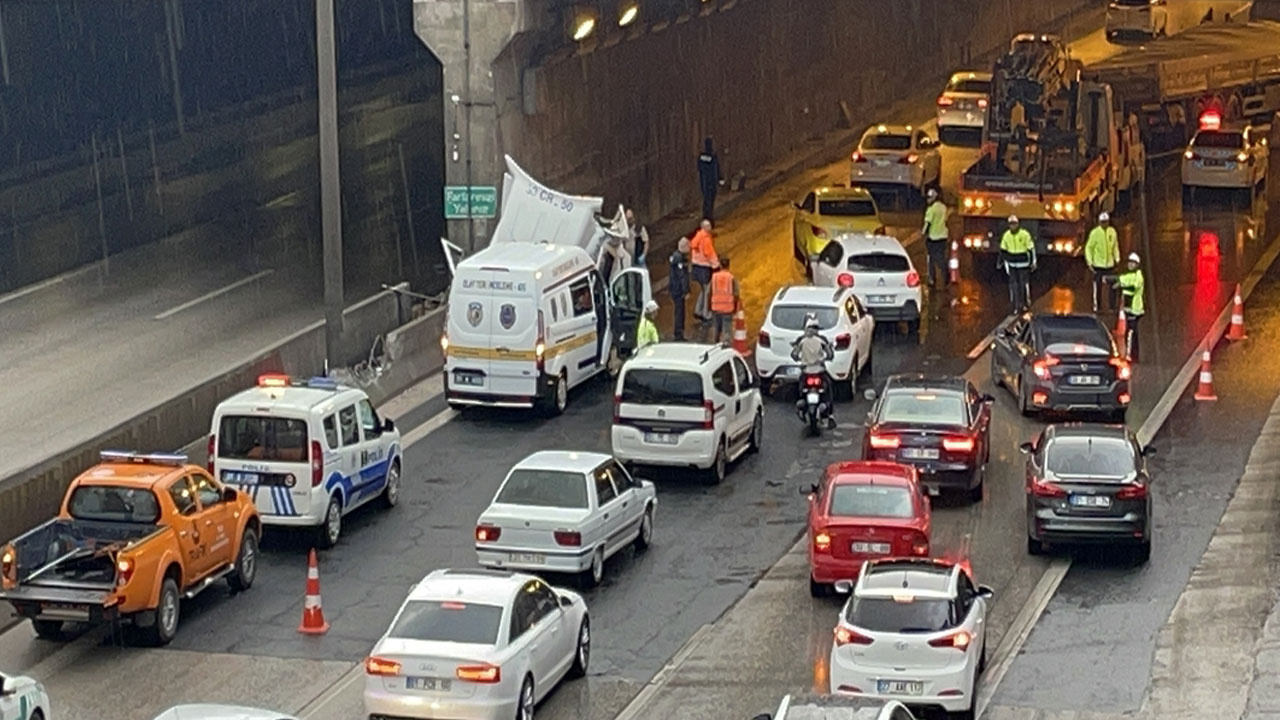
left=298, top=549, right=330, bottom=635
left=1114, top=313, right=1128, bottom=355
left=948, top=241, right=960, bottom=285
left=1194, top=344, right=1218, bottom=402
left=732, top=308, right=751, bottom=356
left=1226, top=284, right=1247, bottom=340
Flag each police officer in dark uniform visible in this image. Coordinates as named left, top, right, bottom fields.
left=697, top=137, right=721, bottom=223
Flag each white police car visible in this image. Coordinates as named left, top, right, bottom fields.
left=0, top=671, right=50, bottom=720
left=209, top=374, right=403, bottom=548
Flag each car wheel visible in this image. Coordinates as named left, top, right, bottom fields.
left=859, top=344, right=873, bottom=383
left=836, top=359, right=856, bottom=401
left=144, top=576, right=181, bottom=646
left=706, top=441, right=727, bottom=485
left=634, top=505, right=654, bottom=552
left=579, top=547, right=605, bottom=589
left=1018, top=378, right=1034, bottom=417
left=317, top=495, right=342, bottom=549
left=1027, top=536, right=1045, bottom=556
left=979, top=640, right=988, bottom=673
left=379, top=459, right=401, bottom=509
left=1109, top=408, right=1127, bottom=424
left=990, top=354, right=1004, bottom=389
left=1135, top=540, right=1152, bottom=565
left=905, top=318, right=920, bottom=336
left=809, top=576, right=829, bottom=598
left=228, top=528, right=259, bottom=591
left=968, top=466, right=985, bottom=504
left=550, top=372, right=569, bottom=416
left=31, top=619, right=63, bottom=640
left=517, top=675, right=535, bottom=720
left=569, top=616, right=591, bottom=678
left=748, top=412, right=764, bottom=454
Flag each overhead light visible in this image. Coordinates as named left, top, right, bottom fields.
left=572, top=15, right=596, bottom=41
left=618, top=3, right=638, bottom=26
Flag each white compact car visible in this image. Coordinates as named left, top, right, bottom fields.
left=0, top=671, right=50, bottom=720
left=936, top=71, right=991, bottom=139
left=612, top=343, right=763, bottom=485
left=829, top=559, right=993, bottom=718
left=754, top=693, right=917, bottom=720
left=1182, top=119, right=1268, bottom=195
left=474, top=451, right=657, bottom=588
left=755, top=285, right=874, bottom=398
left=152, top=706, right=295, bottom=720
left=364, top=568, right=589, bottom=720
left=851, top=124, right=942, bottom=196
left=210, top=374, right=403, bottom=548
left=810, top=233, right=922, bottom=330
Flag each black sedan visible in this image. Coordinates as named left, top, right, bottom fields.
left=990, top=312, right=1131, bottom=420
left=1021, top=423, right=1154, bottom=563
left=861, top=374, right=993, bottom=503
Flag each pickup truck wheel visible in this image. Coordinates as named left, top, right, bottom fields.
left=317, top=496, right=342, bottom=549
left=31, top=619, right=62, bottom=640
left=228, top=529, right=259, bottom=592
left=143, top=577, right=181, bottom=646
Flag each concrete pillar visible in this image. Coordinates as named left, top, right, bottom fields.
left=415, top=0, right=519, bottom=255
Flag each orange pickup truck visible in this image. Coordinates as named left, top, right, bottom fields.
left=0, top=451, right=260, bottom=645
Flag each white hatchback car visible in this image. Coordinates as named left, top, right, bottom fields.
left=755, top=286, right=874, bottom=399
left=474, top=451, right=657, bottom=588
left=364, top=568, right=589, bottom=720
left=755, top=693, right=918, bottom=720
left=152, top=706, right=296, bottom=720
left=829, top=559, right=993, bottom=718
left=1, top=671, right=50, bottom=720
left=811, top=233, right=922, bottom=330
left=1182, top=120, right=1268, bottom=194
left=851, top=124, right=942, bottom=196
left=612, top=344, right=763, bottom=485
left=936, top=71, right=991, bottom=138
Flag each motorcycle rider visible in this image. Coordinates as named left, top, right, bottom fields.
left=791, top=314, right=837, bottom=429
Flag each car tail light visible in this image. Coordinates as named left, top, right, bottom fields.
left=207, top=434, right=216, bottom=474
left=814, top=530, right=831, bottom=553
left=834, top=625, right=874, bottom=646
left=310, top=440, right=323, bottom=487
left=1033, top=391, right=1049, bottom=406
left=1184, top=150, right=1199, bottom=160
left=1030, top=478, right=1067, bottom=498
left=536, top=310, right=546, bottom=372
left=1119, top=392, right=1131, bottom=405
left=909, top=532, right=929, bottom=557
left=758, top=330, right=771, bottom=348
left=702, top=399, right=716, bottom=430
left=804, top=374, right=824, bottom=388
left=852, top=151, right=867, bottom=163
left=835, top=333, right=851, bottom=351
left=812, top=224, right=828, bottom=239
left=900, top=153, right=919, bottom=164
left=365, top=656, right=402, bottom=676
left=868, top=433, right=900, bottom=449
left=929, top=630, right=972, bottom=650
left=906, top=270, right=920, bottom=288
left=1238, top=151, right=1251, bottom=163
left=1033, top=355, right=1060, bottom=380
left=1110, top=357, right=1132, bottom=380
left=0, top=546, right=13, bottom=586
left=116, top=557, right=134, bottom=586
left=475, top=524, right=501, bottom=542
left=554, top=530, right=582, bottom=547
left=978, top=97, right=989, bottom=109
left=1116, top=482, right=1148, bottom=500
left=456, top=664, right=501, bottom=684
left=943, top=436, right=975, bottom=453
left=837, top=272, right=854, bottom=288
left=937, top=95, right=954, bottom=107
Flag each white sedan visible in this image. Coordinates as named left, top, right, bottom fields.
left=0, top=672, right=50, bottom=720
left=850, top=124, right=942, bottom=196
left=755, top=285, right=874, bottom=399
left=364, top=568, right=589, bottom=720
left=475, top=451, right=657, bottom=588
left=152, top=707, right=295, bottom=720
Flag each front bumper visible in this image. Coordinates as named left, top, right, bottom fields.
left=365, top=687, right=517, bottom=720
left=612, top=426, right=717, bottom=469
left=476, top=544, right=594, bottom=574
left=830, top=653, right=976, bottom=713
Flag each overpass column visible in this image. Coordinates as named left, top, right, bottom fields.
left=416, top=0, right=519, bottom=254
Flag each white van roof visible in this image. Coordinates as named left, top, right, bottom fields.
left=457, top=242, right=594, bottom=284
left=217, top=378, right=364, bottom=418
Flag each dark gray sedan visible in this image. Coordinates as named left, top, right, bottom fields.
left=1020, top=423, right=1154, bottom=563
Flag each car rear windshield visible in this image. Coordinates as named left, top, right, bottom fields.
left=389, top=600, right=503, bottom=644
left=621, top=369, right=704, bottom=406
left=879, top=391, right=966, bottom=426
left=829, top=485, right=914, bottom=519
left=849, top=596, right=955, bottom=633
left=862, top=134, right=911, bottom=151
left=218, top=415, right=309, bottom=462
left=495, top=469, right=589, bottom=509
left=849, top=253, right=909, bottom=273
left=818, top=199, right=876, bottom=217
left=947, top=79, right=990, bottom=94
left=1038, top=319, right=1112, bottom=355
left=68, top=485, right=161, bottom=523
left=771, top=305, right=839, bottom=330
left=1046, top=437, right=1136, bottom=478
left=1193, top=132, right=1244, bottom=149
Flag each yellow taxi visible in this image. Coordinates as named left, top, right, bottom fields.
left=792, top=185, right=884, bottom=273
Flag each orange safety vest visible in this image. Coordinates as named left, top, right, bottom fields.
left=691, top=229, right=718, bottom=268
left=710, top=270, right=736, bottom=313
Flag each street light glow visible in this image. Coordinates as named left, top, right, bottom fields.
left=619, top=4, right=638, bottom=26
left=573, top=16, right=596, bottom=41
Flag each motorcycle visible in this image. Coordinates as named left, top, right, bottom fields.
left=795, top=371, right=832, bottom=436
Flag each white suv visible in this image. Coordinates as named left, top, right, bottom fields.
left=829, top=558, right=993, bottom=718
left=811, top=233, right=921, bottom=332
left=612, top=343, right=763, bottom=485
left=755, top=285, right=875, bottom=399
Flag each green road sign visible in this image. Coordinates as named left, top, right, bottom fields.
left=444, top=186, right=498, bottom=219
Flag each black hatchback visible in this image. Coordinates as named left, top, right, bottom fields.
left=990, top=312, right=1131, bottom=420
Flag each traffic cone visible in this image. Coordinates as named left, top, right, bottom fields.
left=1114, top=312, right=1128, bottom=354
left=298, top=549, right=330, bottom=635
left=1226, top=283, right=1247, bottom=340
left=1194, top=344, right=1218, bottom=402
left=732, top=308, right=751, bottom=356
left=948, top=241, right=960, bottom=285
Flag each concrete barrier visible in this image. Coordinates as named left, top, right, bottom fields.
left=0, top=285, right=421, bottom=540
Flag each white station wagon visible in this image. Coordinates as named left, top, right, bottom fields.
left=475, top=451, right=657, bottom=588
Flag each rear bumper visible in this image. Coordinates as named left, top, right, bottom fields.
left=830, top=655, right=976, bottom=713
left=937, top=108, right=985, bottom=129
left=475, top=544, right=594, bottom=574
left=2, top=586, right=119, bottom=624
left=864, top=301, right=920, bottom=322
left=1027, top=381, right=1130, bottom=413
left=863, top=450, right=979, bottom=489
left=851, top=166, right=919, bottom=187
left=1029, top=508, right=1149, bottom=544
left=1183, top=162, right=1254, bottom=189
left=612, top=425, right=717, bottom=469
left=445, top=371, right=554, bottom=409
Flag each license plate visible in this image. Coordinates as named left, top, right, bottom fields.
left=223, top=470, right=260, bottom=484
left=867, top=294, right=895, bottom=304
left=453, top=371, right=483, bottom=387
left=644, top=432, right=678, bottom=445
left=877, top=679, right=924, bottom=695
left=873, top=159, right=891, bottom=167
left=782, top=366, right=802, bottom=378
left=806, top=392, right=821, bottom=403
left=1070, top=494, right=1112, bottom=508
left=852, top=542, right=891, bottom=554
left=1068, top=375, right=1101, bottom=385
left=901, top=448, right=940, bottom=460
left=406, top=677, right=453, bottom=692
left=509, top=553, right=546, bottom=564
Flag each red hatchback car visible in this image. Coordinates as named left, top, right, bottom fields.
left=803, top=461, right=932, bottom=597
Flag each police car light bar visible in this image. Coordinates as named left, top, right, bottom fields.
left=100, top=450, right=189, bottom=466
left=258, top=374, right=291, bottom=388
left=306, top=377, right=339, bottom=390
left=1199, top=111, right=1221, bottom=131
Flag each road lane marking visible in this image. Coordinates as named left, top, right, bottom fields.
left=967, top=315, right=1014, bottom=360
left=402, top=408, right=458, bottom=449
left=298, top=660, right=363, bottom=719
left=0, top=262, right=100, bottom=307
left=153, top=269, right=274, bottom=320
left=614, top=623, right=715, bottom=720
left=379, top=372, right=443, bottom=420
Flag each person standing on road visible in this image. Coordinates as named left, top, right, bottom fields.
left=626, top=208, right=650, bottom=265
left=690, top=219, right=719, bottom=322
left=697, top=138, right=722, bottom=223
left=999, top=215, right=1036, bottom=312
left=708, top=256, right=739, bottom=343
left=1084, top=211, right=1121, bottom=312
left=1112, top=252, right=1146, bottom=362
left=669, top=237, right=692, bottom=341
left=921, top=188, right=950, bottom=288
left=637, top=301, right=660, bottom=349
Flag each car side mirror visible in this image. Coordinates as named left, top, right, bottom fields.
left=222, top=487, right=238, bottom=503
left=977, top=585, right=995, bottom=599
left=982, top=393, right=995, bottom=403
left=1019, top=442, right=1034, bottom=454
left=559, top=594, right=573, bottom=607
left=1142, top=445, right=1157, bottom=457
left=833, top=580, right=854, bottom=595
left=863, top=388, right=878, bottom=401
left=383, top=418, right=395, bottom=432
left=0, top=677, right=14, bottom=697
left=800, top=483, right=818, bottom=497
